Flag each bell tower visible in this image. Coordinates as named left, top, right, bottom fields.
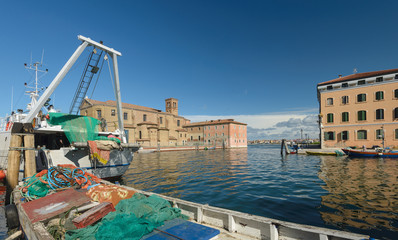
left=165, top=98, right=178, bottom=115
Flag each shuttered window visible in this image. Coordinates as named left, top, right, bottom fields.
left=342, top=112, right=349, bottom=122
left=357, top=94, right=366, bottom=102
left=375, top=91, right=384, bottom=101
left=358, top=111, right=366, bottom=121
left=341, top=131, right=349, bottom=140
left=327, top=113, right=334, bottom=123
left=357, top=130, right=367, bottom=140
left=324, top=131, right=335, bottom=140
left=376, top=109, right=384, bottom=120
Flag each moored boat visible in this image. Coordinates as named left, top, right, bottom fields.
left=342, top=148, right=398, bottom=158
left=9, top=166, right=370, bottom=240
left=0, top=36, right=139, bottom=187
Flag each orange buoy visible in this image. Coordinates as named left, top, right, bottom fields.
left=0, top=170, right=6, bottom=180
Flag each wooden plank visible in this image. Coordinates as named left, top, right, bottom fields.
left=6, top=135, right=23, bottom=189
left=24, top=134, right=36, bottom=178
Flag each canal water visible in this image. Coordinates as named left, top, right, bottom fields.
left=121, top=144, right=398, bottom=240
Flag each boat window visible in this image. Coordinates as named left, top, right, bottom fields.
left=357, top=130, right=367, bottom=140
left=376, top=109, right=384, bottom=120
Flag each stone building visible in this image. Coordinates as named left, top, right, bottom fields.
left=80, top=98, right=248, bottom=148
left=317, top=68, right=398, bottom=148
left=80, top=98, right=190, bottom=147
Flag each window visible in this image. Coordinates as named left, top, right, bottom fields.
left=326, top=98, right=333, bottom=106
left=395, top=89, right=398, bottom=98
left=215, top=126, right=217, bottom=129
left=222, top=125, right=224, bottom=129
left=327, top=85, right=333, bottom=90
left=199, top=136, right=201, bottom=141
left=375, top=91, right=384, bottom=100
left=358, top=110, right=366, bottom=121
left=341, top=131, right=349, bottom=140
left=324, top=131, right=335, bottom=140
left=394, top=108, right=398, bottom=119
left=357, top=130, right=367, bottom=140
left=177, top=120, right=180, bottom=127
left=123, top=112, right=128, bottom=120
left=376, top=77, right=383, bottom=82
left=222, top=133, right=224, bottom=136
left=342, top=83, right=348, bottom=88
left=395, top=75, right=398, bottom=79
left=357, top=94, right=366, bottom=102
left=327, top=113, right=334, bottom=123
left=395, top=129, right=398, bottom=139
left=376, top=129, right=384, bottom=139
left=199, top=127, right=200, bottom=130
left=342, top=112, right=349, bottom=122
left=173, top=102, right=176, bottom=108
left=358, top=80, right=366, bottom=85
left=139, top=131, right=142, bottom=139
left=342, top=96, right=349, bottom=104
left=190, top=136, right=193, bottom=141
left=143, top=114, right=147, bottom=121
left=96, top=110, right=102, bottom=118
left=376, top=109, right=384, bottom=120
left=111, top=109, right=116, bottom=116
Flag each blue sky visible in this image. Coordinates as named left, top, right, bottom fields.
left=1, top=1, right=397, bottom=139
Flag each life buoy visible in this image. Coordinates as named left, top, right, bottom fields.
left=5, top=121, right=13, bottom=131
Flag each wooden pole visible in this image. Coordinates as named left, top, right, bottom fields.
left=7, top=135, right=23, bottom=189
left=24, top=134, right=36, bottom=178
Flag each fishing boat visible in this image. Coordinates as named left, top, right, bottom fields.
left=0, top=36, right=139, bottom=186
left=342, top=148, right=398, bottom=158
left=8, top=165, right=370, bottom=240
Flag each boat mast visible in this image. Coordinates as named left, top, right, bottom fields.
left=22, top=36, right=126, bottom=143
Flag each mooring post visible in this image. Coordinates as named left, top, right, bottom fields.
left=7, top=134, right=23, bottom=189
left=24, top=134, right=36, bottom=178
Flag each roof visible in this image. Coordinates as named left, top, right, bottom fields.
left=318, top=68, right=398, bottom=86
left=183, top=119, right=247, bottom=128
left=83, top=98, right=161, bottom=113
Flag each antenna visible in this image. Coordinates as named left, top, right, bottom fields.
left=41, top=49, right=44, bottom=65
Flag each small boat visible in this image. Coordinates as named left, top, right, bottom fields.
left=342, top=148, right=398, bottom=158
left=306, top=151, right=337, bottom=156
left=8, top=165, right=370, bottom=240
left=0, top=36, right=139, bottom=185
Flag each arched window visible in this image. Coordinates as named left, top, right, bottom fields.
left=376, top=109, right=384, bottom=120
left=357, top=93, right=366, bottom=102
left=358, top=110, right=366, bottom=121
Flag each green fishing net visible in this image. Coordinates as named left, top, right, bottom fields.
left=48, top=113, right=101, bottom=143
left=65, top=193, right=188, bottom=240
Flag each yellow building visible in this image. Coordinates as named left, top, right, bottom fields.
left=80, top=98, right=190, bottom=147
left=317, top=68, right=398, bottom=148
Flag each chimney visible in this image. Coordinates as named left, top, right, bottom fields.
left=338, top=75, right=342, bottom=78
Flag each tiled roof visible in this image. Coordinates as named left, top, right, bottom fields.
left=84, top=99, right=161, bottom=112
left=183, top=119, right=247, bottom=127
left=318, top=68, right=398, bottom=86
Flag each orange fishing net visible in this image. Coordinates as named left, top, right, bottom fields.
left=86, top=184, right=136, bottom=206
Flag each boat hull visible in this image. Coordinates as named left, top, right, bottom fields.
left=343, top=149, right=398, bottom=158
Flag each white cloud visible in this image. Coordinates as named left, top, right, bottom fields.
left=184, top=109, right=319, bottom=140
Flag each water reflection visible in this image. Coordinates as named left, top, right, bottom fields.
left=318, top=156, right=398, bottom=234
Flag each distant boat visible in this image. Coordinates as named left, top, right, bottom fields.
left=342, top=148, right=398, bottom=158
left=306, top=151, right=337, bottom=156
